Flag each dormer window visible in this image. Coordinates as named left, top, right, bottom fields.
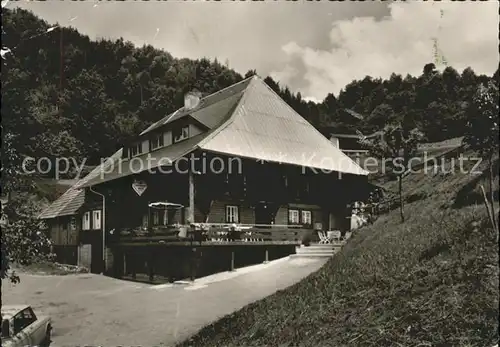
left=150, top=133, right=164, bottom=151
left=173, top=125, right=189, bottom=143
left=129, top=142, right=142, bottom=158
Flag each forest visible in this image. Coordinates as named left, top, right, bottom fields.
left=2, top=7, right=499, bottom=175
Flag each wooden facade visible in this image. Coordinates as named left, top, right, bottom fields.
left=48, top=154, right=366, bottom=275
left=85, top=151, right=368, bottom=247
left=48, top=192, right=107, bottom=273
left=42, top=76, right=370, bottom=277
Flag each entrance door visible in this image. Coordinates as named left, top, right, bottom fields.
left=78, top=244, right=92, bottom=270
left=254, top=203, right=273, bottom=228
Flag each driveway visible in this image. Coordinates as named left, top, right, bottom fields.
left=2, top=257, right=327, bottom=346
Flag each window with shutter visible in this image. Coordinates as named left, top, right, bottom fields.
left=301, top=210, right=312, bottom=225
left=150, top=133, right=165, bottom=150
left=288, top=209, right=300, bottom=225
left=173, top=126, right=189, bottom=143
left=129, top=142, right=143, bottom=157
left=92, top=210, right=101, bottom=229
left=225, top=205, right=239, bottom=223
left=82, top=212, right=90, bottom=230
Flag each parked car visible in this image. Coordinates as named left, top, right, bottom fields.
left=1, top=305, right=52, bottom=347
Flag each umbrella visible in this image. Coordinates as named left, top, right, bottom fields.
left=148, top=201, right=184, bottom=209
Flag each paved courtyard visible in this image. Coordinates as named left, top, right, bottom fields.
left=2, top=257, right=327, bottom=346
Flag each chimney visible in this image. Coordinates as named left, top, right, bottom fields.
left=184, top=90, right=202, bottom=110
left=330, top=135, right=340, bottom=148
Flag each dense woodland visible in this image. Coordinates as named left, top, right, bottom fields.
left=2, top=8, right=499, bottom=175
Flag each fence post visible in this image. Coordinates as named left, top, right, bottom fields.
left=131, top=257, right=136, bottom=280
left=190, top=247, right=197, bottom=281
left=123, top=252, right=127, bottom=277
left=148, top=251, right=154, bottom=283
left=264, top=249, right=269, bottom=264
left=230, top=250, right=235, bottom=271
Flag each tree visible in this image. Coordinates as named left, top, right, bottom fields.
left=264, top=76, right=280, bottom=94
left=367, top=104, right=396, bottom=132
left=245, top=69, right=257, bottom=78
left=1, top=133, right=53, bottom=283
left=1, top=195, right=53, bottom=283
left=1, top=13, right=53, bottom=282
left=493, top=67, right=499, bottom=86
left=423, top=63, right=437, bottom=77
left=463, top=81, right=499, bottom=226
left=359, top=123, right=424, bottom=222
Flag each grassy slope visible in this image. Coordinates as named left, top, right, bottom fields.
left=13, top=261, right=89, bottom=275
left=178, top=151, right=499, bottom=347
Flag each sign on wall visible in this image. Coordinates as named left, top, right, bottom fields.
left=132, top=180, right=148, bottom=196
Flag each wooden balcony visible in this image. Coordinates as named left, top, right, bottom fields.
left=114, top=223, right=315, bottom=246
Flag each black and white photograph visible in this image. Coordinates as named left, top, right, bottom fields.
left=1, top=0, right=499, bottom=346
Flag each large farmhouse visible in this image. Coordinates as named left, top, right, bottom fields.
left=39, top=75, right=369, bottom=275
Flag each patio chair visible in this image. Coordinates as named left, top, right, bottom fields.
left=327, top=230, right=342, bottom=242
left=317, top=231, right=330, bottom=244
left=178, top=226, right=188, bottom=238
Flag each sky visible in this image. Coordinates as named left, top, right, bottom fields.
left=8, top=0, right=500, bottom=101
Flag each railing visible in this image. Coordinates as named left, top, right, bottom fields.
left=115, top=223, right=313, bottom=244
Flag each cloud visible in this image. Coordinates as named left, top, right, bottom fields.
left=271, top=1, right=499, bottom=100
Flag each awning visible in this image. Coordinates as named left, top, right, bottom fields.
left=148, top=201, right=184, bottom=209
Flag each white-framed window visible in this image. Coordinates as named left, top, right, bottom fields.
left=92, top=210, right=102, bottom=230
left=82, top=212, right=90, bottom=230
left=129, top=142, right=142, bottom=157
left=70, top=217, right=77, bottom=230
left=173, top=125, right=189, bottom=143
left=150, top=133, right=164, bottom=151
left=288, top=209, right=300, bottom=224
left=225, top=205, right=239, bottom=223
left=301, top=210, right=312, bottom=225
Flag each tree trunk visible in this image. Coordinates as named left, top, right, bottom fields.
left=488, top=155, right=494, bottom=203
left=488, top=154, right=497, bottom=225
left=398, top=175, right=404, bottom=223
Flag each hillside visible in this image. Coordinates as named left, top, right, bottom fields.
left=178, top=150, right=499, bottom=346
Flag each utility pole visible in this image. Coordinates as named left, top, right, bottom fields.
left=59, top=27, right=64, bottom=92
left=56, top=26, right=64, bottom=179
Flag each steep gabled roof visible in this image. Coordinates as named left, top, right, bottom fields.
left=140, top=77, right=253, bottom=135
left=73, top=76, right=367, bottom=190
left=38, top=186, right=85, bottom=219
left=75, top=133, right=208, bottom=188
left=197, top=77, right=368, bottom=176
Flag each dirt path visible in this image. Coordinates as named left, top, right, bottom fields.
left=2, top=257, right=327, bottom=346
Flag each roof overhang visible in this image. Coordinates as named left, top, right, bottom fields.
left=199, top=148, right=368, bottom=177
